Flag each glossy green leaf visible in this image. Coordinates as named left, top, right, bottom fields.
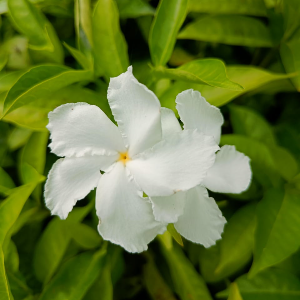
left=280, top=28, right=300, bottom=91
left=0, top=183, right=36, bottom=246
left=116, top=0, right=154, bottom=19
left=0, top=71, right=26, bottom=94
left=178, top=15, right=273, bottom=47
left=229, top=105, right=277, bottom=146
left=92, top=0, right=129, bottom=77
left=64, top=43, right=92, bottom=70
left=153, top=59, right=243, bottom=90
left=8, top=0, right=63, bottom=63
left=250, top=188, right=300, bottom=276
left=218, top=269, right=300, bottom=300
left=33, top=203, right=94, bottom=283
left=228, top=283, right=243, bottom=300
left=75, top=0, right=93, bottom=54
left=1, top=85, right=109, bottom=130
left=0, top=247, right=13, bottom=300
left=188, top=0, right=267, bottom=16
left=159, top=232, right=212, bottom=300
left=149, top=0, right=188, bottom=66
left=160, top=66, right=293, bottom=111
left=1, top=65, right=93, bottom=116
left=0, top=167, right=15, bottom=194
left=39, top=249, right=107, bottom=300
left=216, top=204, right=256, bottom=278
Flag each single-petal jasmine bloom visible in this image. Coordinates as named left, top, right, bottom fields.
left=151, top=90, right=252, bottom=248
left=44, top=68, right=219, bottom=253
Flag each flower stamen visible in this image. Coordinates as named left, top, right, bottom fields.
left=118, top=152, right=130, bottom=164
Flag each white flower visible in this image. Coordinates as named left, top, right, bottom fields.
left=151, top=90, right=252, bottom=248
left=44, top=67, right=219, bottom=253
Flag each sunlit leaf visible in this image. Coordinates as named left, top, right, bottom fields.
left=149, top=0, right=188, bottom=66
left=116, top=0, right=154, bottom=19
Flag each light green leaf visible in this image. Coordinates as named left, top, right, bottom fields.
left=167, top=223, right=183, bottom=247
left=75, top=0, right=93, bottom=54
left=149, top=0, right=188, bottom=66
left=178, top=15, right=273, bottom=47
left=153, top=59, right=243, bottom=90
left=160, top=66, right=293, bottom=111
left=159, top=232, right=212, bottom=300
left=0, top=183, right=36, bottom=246
left=116, top=0, right=154, bottom=19
left=250, top=188, right=300, bottom=277
left=1, top=65, right=93, bottom=117
left=228, top=283, right=243, bottom=300
left=280, top=28, right=300, bottom=91
left=7, top=127, right=32, bottom=151
left=229, top=105, right=277, bottom=146
left=39, top=249, right=107, bottom=300
left=92, top=0, right=129, bottom=77
left=0, top=167, right=15, bottom=195
left=33, top=203, right=94, bottom=283
left=0, top=248, right=13, bottom=300
left=218, top=269, right=300, bottom=300
left=188, top=0, right=267, bottom=16
left=0, top=71, right=26, bottom=94
left=8, top=0, right=63, bottom=63
left=216, top=204, right=256, bottom=278
left=64, top=43, right=92, bottom=70
left=1, top=85, right=110, bottom=131
left=282, top=0, right=300, bottom=41
left=69, top=223, right=101, bottom=249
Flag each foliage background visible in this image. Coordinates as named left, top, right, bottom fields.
left=0, top=0, right=300, bottom=299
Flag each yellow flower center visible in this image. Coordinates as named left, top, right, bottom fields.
left=118, top=152, right=130, bottom=164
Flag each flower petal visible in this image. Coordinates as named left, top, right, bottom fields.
left=174, top=186, right=226, bottom=248
left=150, top=191, right=186, bottom=223
left=96, top=162, right=166, bottom=253
left=47, top=103, right=126, bottom=157
left=203, top=145, right=252, bottom=194
left=161, top=107, right=182, bottom=138
left=176, top=89, right=224, bottom=144
left=127, top=130, right=219, bottom=197
left=108, top=66, right=162, bottom=156
left=44, top=154, right=118, bottom=219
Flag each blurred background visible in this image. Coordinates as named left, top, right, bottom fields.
left=0, top=0, right=300, bottom=299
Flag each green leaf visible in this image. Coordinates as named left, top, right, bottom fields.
left=250, top=188, right=300, bottom=277
left=143, top=253, right=176, bottom=300
left=116, top=0, right=155, bottom=19
left=92, top=0, right=129, bottom=77
left=160, top=66, right=293, bottom=112
left=149, top=0, right=187, bottom=66
left=64, top=43, right=92, bottom=70
left=69, top=223, right=101, bottom=249
left=188, top=0, right=267, bottom=16
left=159, top=232, right=213, bottom=300
left=229, top=105, right=277, bottom=146
left=1, top=85, right=110, bottom=131
left=1, top=65, right=93, bottom=117
left=75, top=0, right=93, bottom=55
left=218, top=269, right=300, bottom=300
left=0, top=71, right=26, bottom=94
left=153, top=59, right=243, bottom=90
left=228, top=283, right=243, bottom=300
left=178, top=15, right=273, bottom=47
left=0, top=167, right=15, bottom=195
left=33, top=203, right=94, bottom=283
left=8, top=0, right=63, bottom=63
left=0, top=247, right=13, bottom=300
left=167, top=223, right=183, bottom=247
left=7, top=127, right=32, bottom=151
left=280, top=28, right=300, bottom=91
left=39, top=249, right=107, bottom=300
left=0, top=183, right=36, bottom=246
left=216, top=204, right=256, bottom=278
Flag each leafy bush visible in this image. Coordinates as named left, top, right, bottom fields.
left=0, top=0, right=300, bottom=299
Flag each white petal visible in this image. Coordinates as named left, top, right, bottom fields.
left=203, top=145, right=252, bottom=194
left=175, top=186, right=226, bottom=247
left=176, top=89, right=224, bottom=144
left=47, top=103, right=126, bottom=157
left=127, top=130, right=219, bottom=197
left=96, top=162, right=166, bottom=253
left=161, top=107, right=182, bottom=138
left=150, top=191, right=186, bottom=223
left=44, top=154, right=118, bottom=219
left=108, top=66, right=162, bottom=156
